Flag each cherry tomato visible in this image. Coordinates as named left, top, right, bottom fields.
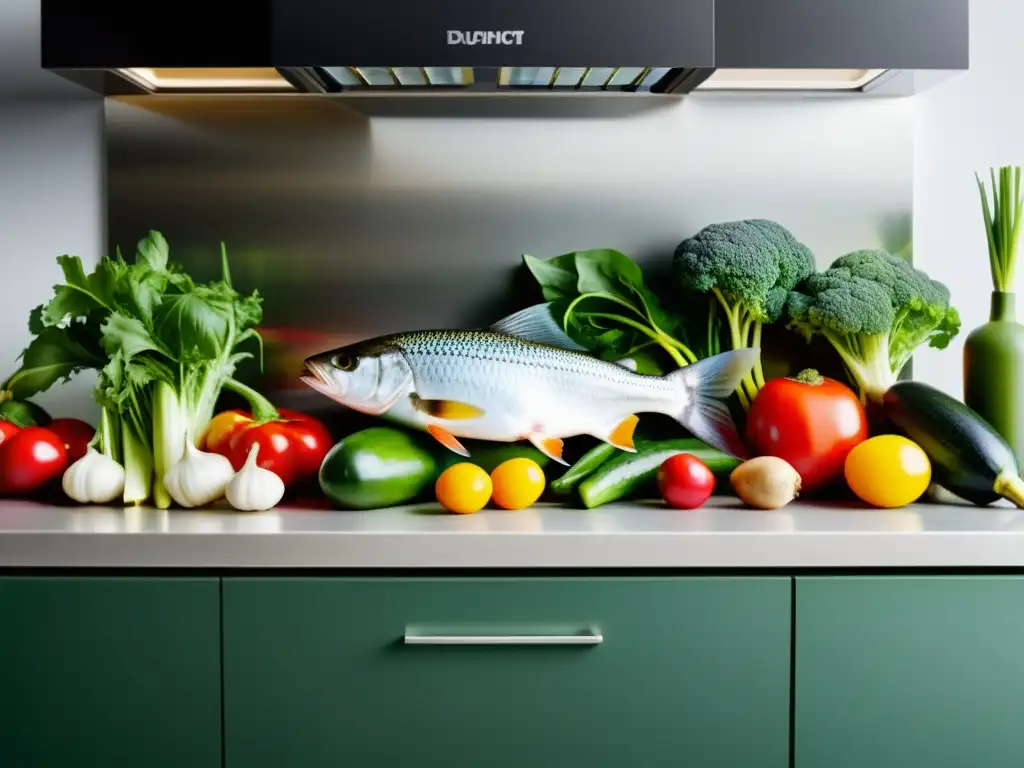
left=0, top=427, right=68, bottom=495
left=228, top=422, right=298, bottom=485
left=746, top=369, right=868, bottom=493
left=657, top=453, right=716, bottom=509
left=490, top=458, right=546, bottom=510
left=45, top=418, right=95, bottom=464
left=0, top=421, right=21, bottom=446
left=435, top=463, right=492, bottom=514
left=201, top=409, right=252, bottom=453
left=276, top=409, right=333, bottom=479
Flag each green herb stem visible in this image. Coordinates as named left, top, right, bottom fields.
left=977, top=166, right=1023, bottom=293
left=579, top=312, right=688, bottom=368
left=224, top=377, right=280, bottom=423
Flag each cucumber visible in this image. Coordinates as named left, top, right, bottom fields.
left=319, top=427, right=439, bottom=509
left=882, top=381, right=1024, bottom=507
left=550, top=443, right=618, bottom=495
left=319, top=428, right=552, bottom=510
left=577, top=438, right=741, bottom=509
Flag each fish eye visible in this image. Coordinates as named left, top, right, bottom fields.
left=332, top=353, right=356, bottom=371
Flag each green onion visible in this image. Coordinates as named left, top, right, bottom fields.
left=977, top=166, right=1024, bottom=293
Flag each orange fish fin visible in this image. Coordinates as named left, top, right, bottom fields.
left=529, top=434, right=569, bottom=466
left=604, top=414, right=639, bottom=452
left=412, top=396, right=485, bottom=420
left=427, top=424, right=470, bottom=457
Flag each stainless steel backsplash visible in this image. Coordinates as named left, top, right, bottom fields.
left=106, top=94, right=913, bottom=410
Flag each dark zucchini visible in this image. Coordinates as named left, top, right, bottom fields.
left=577, top=438, right=741, bottom=509
left=882, top=381, right=1024, bottom=507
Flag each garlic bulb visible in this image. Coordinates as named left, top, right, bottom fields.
left=226, top=444, right=285, bottom=511
left=162, top=440, right=235, bottom=508
left=62, top=446, right=126, bottom=504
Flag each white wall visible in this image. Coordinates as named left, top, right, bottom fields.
left=914, top=0, right=1024, bottom=397
left=0, top=0, right=105, bottom=420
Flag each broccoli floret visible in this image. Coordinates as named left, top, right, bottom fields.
left=674, top=219, right=816, bottom=407
left=787, top=250, right=962, bottom=404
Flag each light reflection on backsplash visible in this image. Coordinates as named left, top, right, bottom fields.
left=105, top=94, right=913, bottom=416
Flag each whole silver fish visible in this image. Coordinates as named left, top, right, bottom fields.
left=302, top=304, right=757, bottom=463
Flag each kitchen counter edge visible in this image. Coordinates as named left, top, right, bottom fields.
left=2, top=497, right=1024, bottom=569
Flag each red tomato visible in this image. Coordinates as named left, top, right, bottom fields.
left=657, top=453, right=716, bottom=509
left=0, top=427, right=68, bottom=495
left=46, top=418, right=95, bottom=464
left=0, top=421, right=21, bottom=446
left=745, top=369, right=868, bottom=492
left=228, top=422, right=298, bottom=485
left=276, top=409, right=333, bottom=478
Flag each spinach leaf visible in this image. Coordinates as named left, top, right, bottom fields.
left=523, top=253, right=579, bottom=301
left=523, top=249, right=701, bottom=368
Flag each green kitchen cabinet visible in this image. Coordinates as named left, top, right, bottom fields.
left=0, top=576, right=221, bottom=768
left=224, top=576, right=790, bottom=768
left=795, top=576, right=1024, bottom=768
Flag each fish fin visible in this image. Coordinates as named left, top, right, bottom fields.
left=411, top=395, right=485, bottom=420
left=427, top=425, right=471, bottom=457
left=666, top=349, right=760, bottom=458
left=602, top=414, right=639, bottom=452
left=490, top=303, right=590, bottom=352
left=528, top=434, right=570, bottom=466
left=614, top=357, right=638, bottom=371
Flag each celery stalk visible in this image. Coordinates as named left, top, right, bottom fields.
left=98, top=407, right=122, bottom=464
left=152, top=381, right=185, bottom=509
left=122, top=420, right=153, bottom=505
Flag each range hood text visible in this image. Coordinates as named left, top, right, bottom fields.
left=447, top=30, right=525, bottom=46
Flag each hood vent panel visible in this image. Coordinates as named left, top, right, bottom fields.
left=316, top=66, right=678, bottom=92
left=323, top=67, right=475, bottom=88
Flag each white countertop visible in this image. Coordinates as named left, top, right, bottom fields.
left=2, top=496, right=1024, bottom=569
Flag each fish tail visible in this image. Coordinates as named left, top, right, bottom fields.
left=666, top=349, right=760, bottom=459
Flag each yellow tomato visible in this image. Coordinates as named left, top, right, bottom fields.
left=435, top=463, right=492, bottom=514
left=844, top=435, right=931, bottom=508
left=200, top=410, right=252, bottom=453
left=490, top=458, right=546, bottom=510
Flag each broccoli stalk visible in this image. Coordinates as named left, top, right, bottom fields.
left=675, top=219, right=816, bottom=408
left=710, top=287, right=765, bottom=406
left=787, top=250, right=961, bottom=405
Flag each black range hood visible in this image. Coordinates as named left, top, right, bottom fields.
left=42, top=0, right=969, bottom=98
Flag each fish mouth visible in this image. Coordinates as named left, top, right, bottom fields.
left=300, top=360, right=336, bottom=397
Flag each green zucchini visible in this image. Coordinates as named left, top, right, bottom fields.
left=319, top=427, right=439, bottom=509
left=550, top=442, right=618, bottom=495
left=577, top=438, right=741, bottom=509
left=882, top=381, right=1024, bottom=507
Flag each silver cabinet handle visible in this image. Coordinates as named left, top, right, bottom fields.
left=403, top=627, right=603, bottom=646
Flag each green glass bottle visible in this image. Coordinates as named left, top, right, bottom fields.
left=964, top=291, right=1024, bottom=469
left=969, top=166, right=1024, bottom=469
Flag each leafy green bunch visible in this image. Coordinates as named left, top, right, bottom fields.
left=3, top=231, right=276, bottom=507
left=523, top=248, right=708, bottom=375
